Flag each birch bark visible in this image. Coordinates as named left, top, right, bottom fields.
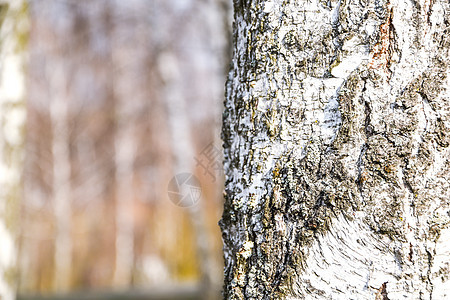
left=221, top=0, right=450, bottom=299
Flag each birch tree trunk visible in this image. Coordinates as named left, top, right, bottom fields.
left=110, top=2, right=137, bottom=286
left=221, top=0, right=450, bottom=299
left=49, top=63, right=73, bottom=291
left=159, top=50, right=217, bottom=299
left=0, top=0, right=27, bottom=298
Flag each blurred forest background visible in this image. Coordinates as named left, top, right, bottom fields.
left=0, top=0, right=232, bottom=298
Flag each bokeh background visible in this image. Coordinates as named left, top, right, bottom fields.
left=0, top=0, right=232, bottom=298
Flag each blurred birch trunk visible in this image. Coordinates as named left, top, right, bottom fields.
left=221, top=0, right=450, bottom=298
left=49, top=64, right=72, bottom=291
left=0, top=0, right=27, bottom=298
left=110, top=2, right=139, bottom=286
left=155, top=0, right=233, bottom=296
left=159, top=50, right=217, bottom=299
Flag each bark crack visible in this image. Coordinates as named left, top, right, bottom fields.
left=374, top=282, right=390, bottom=300
left=356, top=143, right=368, bottom=204
left=368, top=0, right=397, bottom=78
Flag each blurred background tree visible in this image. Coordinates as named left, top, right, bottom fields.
left=0, top=0, right=232, bottom=298
left=0, top=0, right=27, bottom=299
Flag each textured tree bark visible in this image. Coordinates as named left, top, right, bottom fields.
left=221, top=0, right=449, bottom=299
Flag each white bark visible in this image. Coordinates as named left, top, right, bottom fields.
left=0, top=0, right=27, bottom=298
left=222, top=0, right=449, bottom=298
